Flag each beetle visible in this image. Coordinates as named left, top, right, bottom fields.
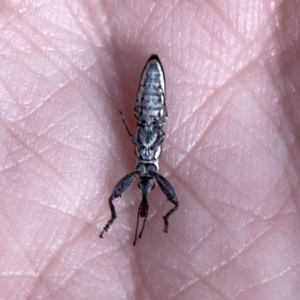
left=100, top=54, right=178, bottom=245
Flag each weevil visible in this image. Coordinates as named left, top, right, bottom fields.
left=100, top=54, right=178, bottom=245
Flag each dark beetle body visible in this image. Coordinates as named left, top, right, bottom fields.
left=100, top=55, right=178, bottom=245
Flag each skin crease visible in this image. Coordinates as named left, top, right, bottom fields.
left=0, top=0, right=300, bottom=299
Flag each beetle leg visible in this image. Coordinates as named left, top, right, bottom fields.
left=152, top=129, right=165, bottom=151
left=100, top=171, right=139, bottom=238
left=119, top=111, right=141, bottom=148
left=150, top=172, right=179, bottom=233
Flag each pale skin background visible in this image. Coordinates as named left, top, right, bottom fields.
left=0, top=0, right=300, bottom=299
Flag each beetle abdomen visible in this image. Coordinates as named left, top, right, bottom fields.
left=135, top=55, right=167, bottom=124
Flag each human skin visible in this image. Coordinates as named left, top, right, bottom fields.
left=0, top=0, right=300, bottom=299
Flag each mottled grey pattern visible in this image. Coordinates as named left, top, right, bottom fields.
left=100, top=55, right=178, bottom=245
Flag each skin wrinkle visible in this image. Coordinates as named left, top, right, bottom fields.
left=227, top=85, right=298, bottom=209
left=10, top=14, right=97, bottom=89
left=210, top=224, right=274, bottom=275
left=1, top=209, right=27, bottom=257
left=52, top=146, right=91, bottom=199
left=129, top=2, right=154, bottom=29
left=26, top=261, right=63, bottom=299
left=205, top=0, right=247, bottom=42
left=0, top=122, right=67, bottom=181
left=0, top=74, right=21, bottom=114
left=176, top=53, right=290, bottom=202
left=15, top=144, right=75, bottom=198
left=0, top=135, right=34, bottom=172
left=156, top=263, right=191, bottom=299
left=165, top=50, right=234, bottom=100
left=176, top=170, right=251, bottom=253
left=169, top=148, right=261, bottom=218
left=35, top=109, right=78, bottom=139
left=201, top=277, right=232, bottom=300
left=1, top=51, right=72, bottom=123
left=187, top=222, right=217, bottom=255
left=131, top=230, right=189, bottom=299
left=288, top=182, right=300, bottom=214
left=167, top=87, right=232, bottom=171
left=40, top=124, right=100, bottom=163
left=234, top=67, right=280, bottom=130
left=72, top=167, right=96, bottom=215
left=134, top=4, right=156, bottom=40
left=167, top=278, right=199, bottom=300
left=0, top=20, right=64, bottom=82
left=87, top=6, right=112, bottom=45
left=16, top=150, right=84, bottom=213
left=135, top=266, right=156, bottom=300
left=184, top=202, right=279, bottom=281
left=8, top=135, right=69, bottom=172
left=26, top=67, right=102, bottom=132
left=34, top=248, right=83, bottom=298
left=0, top=47, right=54, bottom=88
left=158, top=266, right=192, bottom=300
left=277, top=224, right=299, bottom=252
left=182, top=153, right=241, bottom=202
left=225, top=125, right=287, bottom=215
left=1, top=210, right=41, bottom=284
left=236, top=263, right=299, bottom=298
left=21, top=4, right=86, bottom=41
left=37, top=129, right=82, bottom=155
left=232, top=15, right=277, bottom=65
left=25, top=222, right=97, bottom=298
left=63, top=0, right=98, bottom=51
left=260, top=182, right=288, bottom=219
left=43, top=164, right=86, bottom=208
left=183, top=7, right=193, bottom=51
left=30, top=197, right=88, bottom=221
left=229, top=212, right=256, bottom=232
left=228, top=246, right=297, bottom=298
left=167, top=48, right=251, bottom=141
left=196, top=18, right=230, bottom=51
left=282, top=58, right=300, bottom=94
left=204, top=5, right=281, bottom=74
left=263, top=61, right=300, bottom=195
left=279, top=53, right=300, bottom=91
left=203, top=225, right=273, bottom=279
left=231, top=113, right=284, bottom=167
left=265, top=155, right=290, bottom=193
left=145, top=0, right=180, bottom=37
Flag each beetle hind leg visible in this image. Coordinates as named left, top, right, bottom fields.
left=100, top=171, right=139, bottom=238
left=150, top=171, right=179, bottom=233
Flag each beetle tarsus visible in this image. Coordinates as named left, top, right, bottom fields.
left=100, top=171, right=139, bottom=238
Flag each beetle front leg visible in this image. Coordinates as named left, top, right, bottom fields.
left=150, top=172, right=179, bottom=233
left=119, top=111, right=141, bottom=148
left=100, top=171, right=139, bottom=238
